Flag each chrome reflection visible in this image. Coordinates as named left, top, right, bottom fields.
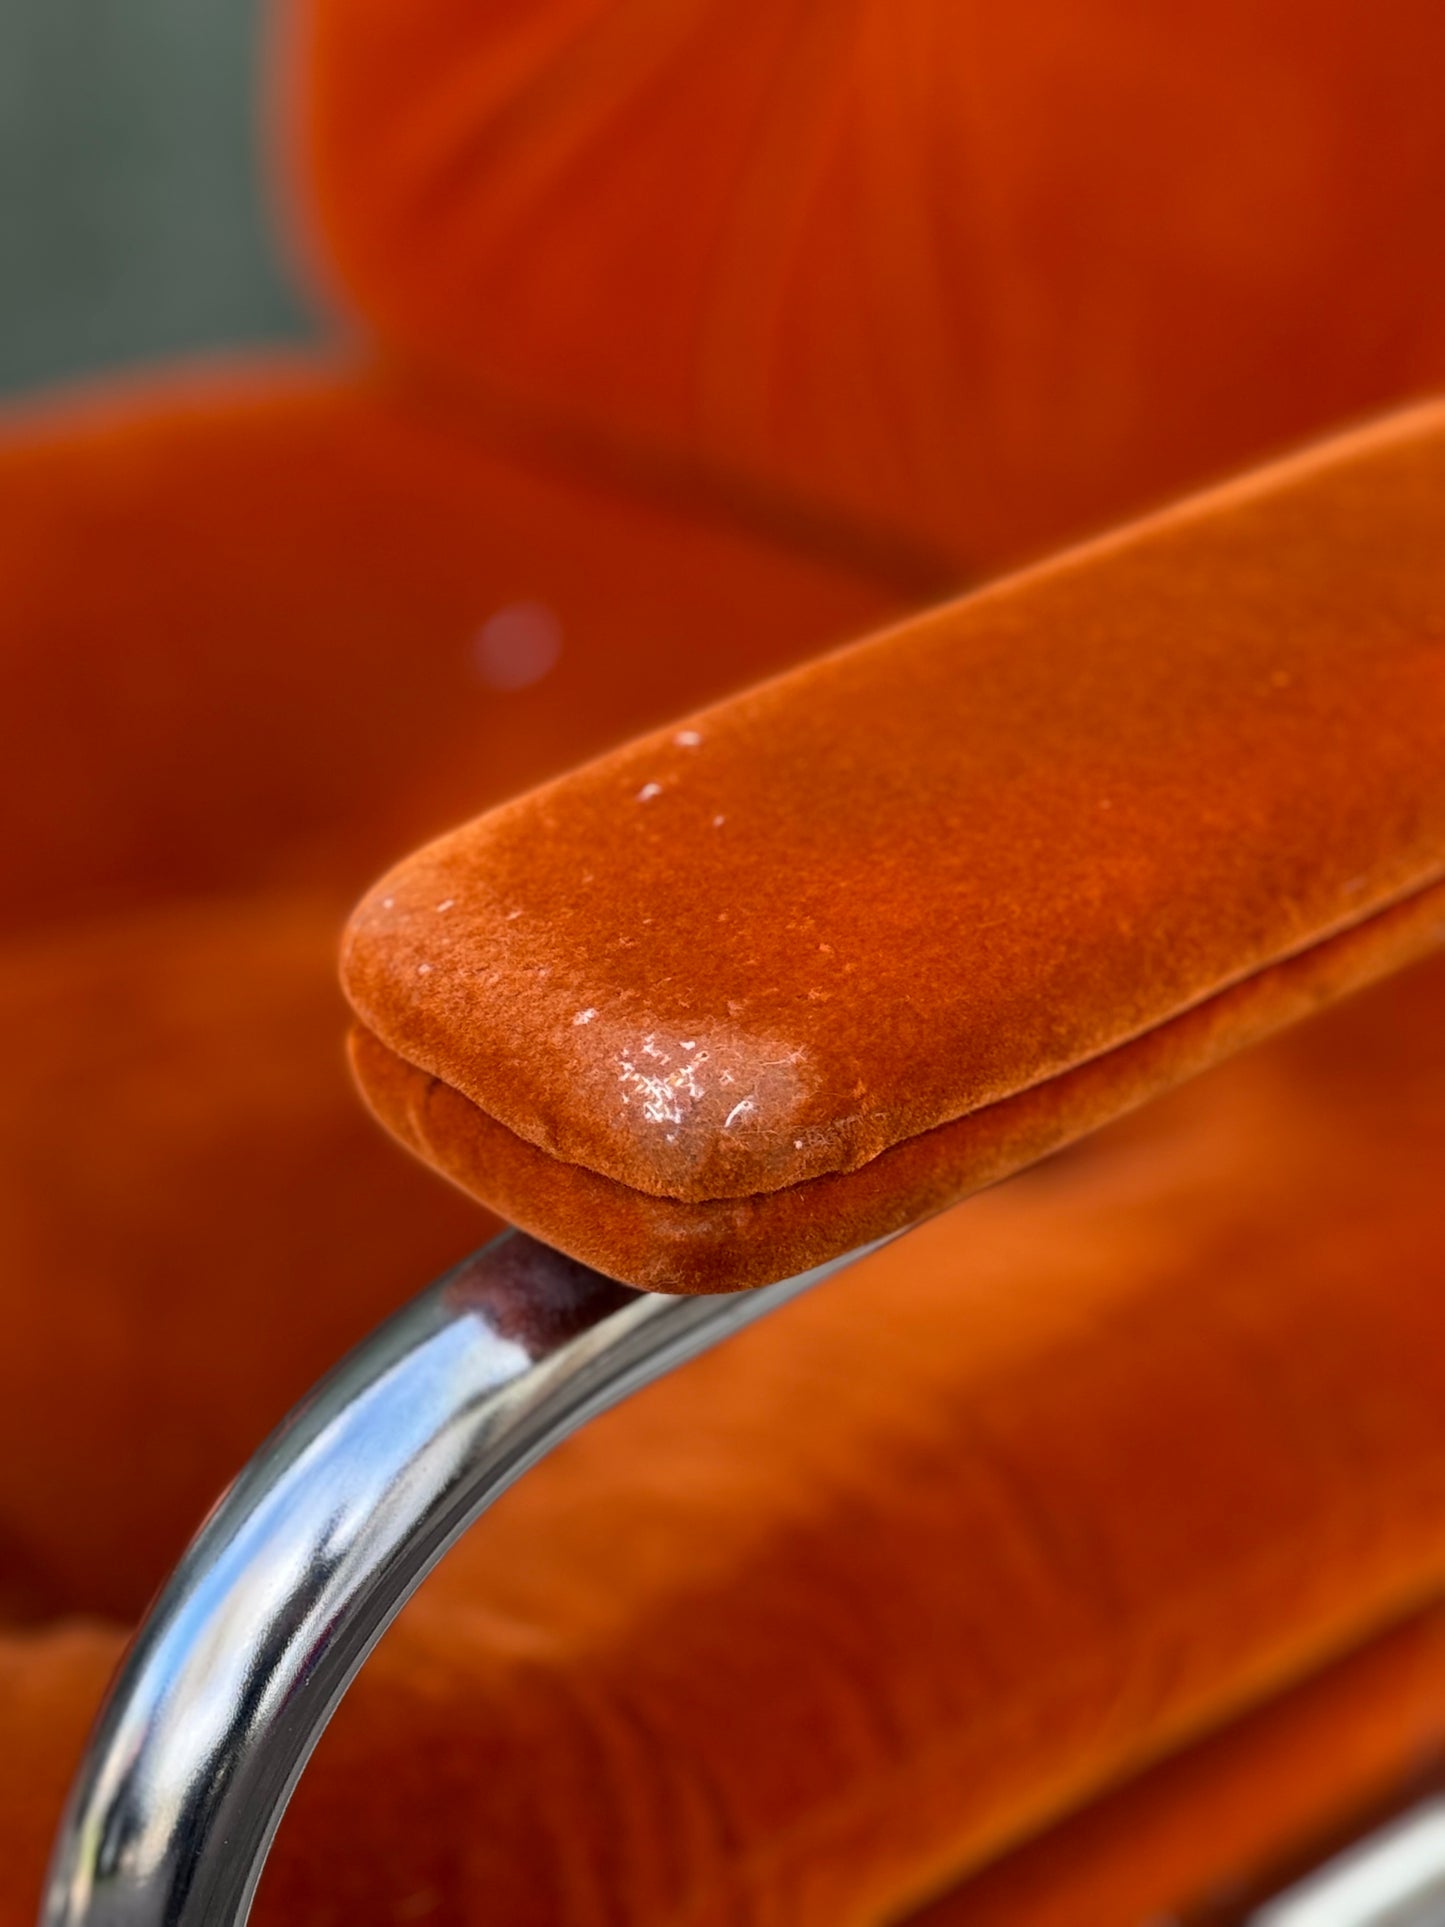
left=1251, top=1797, right=1445, bottom=1926
left=42, top=1231, right=876, bottom=1927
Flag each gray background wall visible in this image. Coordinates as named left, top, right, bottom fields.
left=0, top=0, right=310, bottom=399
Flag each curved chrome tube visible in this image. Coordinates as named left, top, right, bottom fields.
left=42, top=1230, right=870, bottom=1927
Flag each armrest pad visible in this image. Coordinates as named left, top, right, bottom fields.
left=343, top=405, right=1445, bottom=1289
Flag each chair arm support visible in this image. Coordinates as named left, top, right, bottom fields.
left=41, top=1231, right=874, bottom=1927
left=343, top=403, right=1445, bottom=1290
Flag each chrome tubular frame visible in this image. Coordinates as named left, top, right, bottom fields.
left=45, top=1220, right=1445, bottom=1927
left=41, top=1230, right=873, bottom=1927
left=1245, top=1797, right=1445, bottom=1926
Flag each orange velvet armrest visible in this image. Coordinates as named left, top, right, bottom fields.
left=343, top=404, right=1445, bottom=1290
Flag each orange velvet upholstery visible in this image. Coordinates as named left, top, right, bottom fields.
left=344, top=407, right=1445, bottom=1289
left=0, top=360, right=906, bottom=937
left=269, top=953, right=1445, bottom=1926
left=12, top=951, right=1445, bottom=1925
left=290, top=0, right=1445, bottom=571
left=0, top=357, right=903, bottom=1622
left=6, top=0, right=1445, bottom=1919
left=914, top=1603, right=1445, bottom=1926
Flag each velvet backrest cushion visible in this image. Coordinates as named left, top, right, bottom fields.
left=285, top=0, right=1445, bottom=575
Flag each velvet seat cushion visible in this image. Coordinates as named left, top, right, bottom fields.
left=7, top=947, right=1445, bottom=1925
left=917, top=1603, right=1445, bottom=1926
left=0, top=360, right=909, bottom=1621
left=13, top=1603, right=1445, bottom=1925
left=0, top=360, right=907, bottom=940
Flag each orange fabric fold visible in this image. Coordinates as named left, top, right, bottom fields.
left=913, top=1604, right=1445, bottom=1926
left=0, top=358, right=908, bottom=936
left=288, top=0, right=1445, bottom=570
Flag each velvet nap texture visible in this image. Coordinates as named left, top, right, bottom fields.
left=289, top=0, right=1445, bottom=574
left=19, top=949, right=1445, bottom=1927
left=0, top=360, right=907, bottom=939
left=7, top=0, right=1445, bottom=1917
left=13, top=1602, right=1445, bottom=1927
left=219, top=954, right=1445, bottom=1920
left=914, top=1603, right=1445, bottom=1926
left=344, top=405, right=1445, bottom=1290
